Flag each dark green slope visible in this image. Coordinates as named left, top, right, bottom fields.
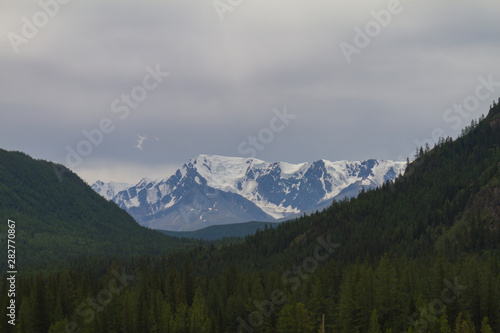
left=2, top=103, right=500, bottom=333
left=315, top=102, right=500, bottom=261
left=173, top=101, right=500, bottom=273
left=0, top=149, right=197, bottom=270
left=158, top=221, right=281, bottom=240
left=290, top=101, right=500, bottom=262
left=146, top=102, right=500, bottom=332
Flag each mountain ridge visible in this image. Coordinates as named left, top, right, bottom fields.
left=93, top=155, right=406, bottom=231
left=0, top=149, right=199, bottom=270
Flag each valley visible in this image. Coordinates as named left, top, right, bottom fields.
left=1, top=102, right=499, bottom=332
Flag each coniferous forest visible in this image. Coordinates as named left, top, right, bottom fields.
left=1, top=101, right=500, bottom=332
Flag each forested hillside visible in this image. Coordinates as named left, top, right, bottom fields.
left=1, top=101, right=500, bottom=332
left=0, top=150, right=199, bottom=271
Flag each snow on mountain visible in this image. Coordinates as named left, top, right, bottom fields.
left=91, top=181, right=131, bottom=201
left=191, top=154, right=406, bottom=218
left=92, top=155, right=406, bottom=231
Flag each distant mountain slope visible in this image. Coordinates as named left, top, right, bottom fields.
left=286, top=104, right=500, bottom=261
left=158, top=221, right=281, bottom=240
left=4, top=104, right=500, bottom=333
left=94, top=156, right=405, bottom=231
left=168, top=103, right=500, bottom=279
left=0, top=149, right=197, bottom=270
left=92, top=180, right=131, bottom=200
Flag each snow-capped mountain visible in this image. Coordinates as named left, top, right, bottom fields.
left=91, top=181, right=131, bottom=201
left=92, top=155, right=406, bottom=231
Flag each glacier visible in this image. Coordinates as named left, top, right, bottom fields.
left=92, top=155, right=406, bottom=231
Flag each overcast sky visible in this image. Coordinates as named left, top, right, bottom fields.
left=1, top=0, right=499, bottom=184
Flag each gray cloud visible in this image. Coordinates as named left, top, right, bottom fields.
left=1, top=0, right=499, bottom=184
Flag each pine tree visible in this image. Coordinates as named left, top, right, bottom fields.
left=339, top=270, right=356, bottom=332
left=480, top=317, right=493, bottom=333
left=174, top=301, right=188, bottom=333
left=453, top=312, right=475, bottom=333
left=277, top=303, right=314, bottom=333
left=439, top=307, right=451, bottom=333
left=32, top=275, right=49, bottom=333
left=369, top=309, right=381, bottom=333
left=189, top=288, right=211, bottom=332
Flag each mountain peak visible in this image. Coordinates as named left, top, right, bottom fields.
left=91, top=180, right=132, bottom=201
left=191, top=154, right=265, bottom=165
left=93, top=155, right=406, bottom=230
